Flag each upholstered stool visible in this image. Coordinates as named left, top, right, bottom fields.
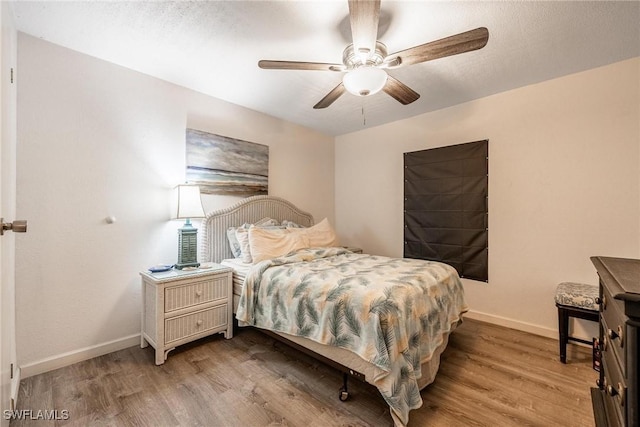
left=555, top=282, right=599, bottom=363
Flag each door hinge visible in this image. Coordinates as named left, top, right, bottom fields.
left=10, top=68, right=13, bottom=84
left=10, top=363, right=13, bottom=379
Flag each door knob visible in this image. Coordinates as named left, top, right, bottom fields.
left=0, top=218, right=27, bottom=235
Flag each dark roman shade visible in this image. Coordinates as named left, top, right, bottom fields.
left=404, top=140, right=488, bottom=281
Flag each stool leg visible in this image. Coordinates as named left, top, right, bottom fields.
left=558, top=306, right=568, bottom=363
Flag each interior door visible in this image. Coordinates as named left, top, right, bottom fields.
left=0, top=3, right=18, bottom=424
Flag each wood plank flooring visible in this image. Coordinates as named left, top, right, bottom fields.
left=12, top=319, right=597, bottom=426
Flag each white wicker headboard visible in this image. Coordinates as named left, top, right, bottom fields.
left=200, top=195, right=315, bottom=263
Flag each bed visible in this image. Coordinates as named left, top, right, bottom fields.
left=200, top=195, right=468, bottom=426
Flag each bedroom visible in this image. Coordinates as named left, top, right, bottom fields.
left=0, top=1, right=638, bottom=426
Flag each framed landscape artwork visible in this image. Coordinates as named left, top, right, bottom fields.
left=186, top=129, right=268, bottom=196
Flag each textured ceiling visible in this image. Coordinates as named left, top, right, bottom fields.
left=12, top=1, right=640, bottom=137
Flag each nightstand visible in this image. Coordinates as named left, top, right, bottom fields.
left=140, top=265, right=233, bottom=365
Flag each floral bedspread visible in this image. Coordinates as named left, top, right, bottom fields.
left=236, top=247, right=467, bottom=426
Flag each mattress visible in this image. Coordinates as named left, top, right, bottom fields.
left=220, top=257, right=251, bottom=298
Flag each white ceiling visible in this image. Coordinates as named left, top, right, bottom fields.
left=12, top=1, right=640, bottom=137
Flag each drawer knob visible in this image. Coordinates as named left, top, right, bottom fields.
left=196, top=319, right=203, bottom=326
left=607, top=326, right=624, bottom=347
left=607, top=383, right=626, bottom=406
left=595, top=297, right=602, bottom=308
left=195, top=290, right=203, bottom=297
left=617, top=325, right=624, bottom=347
left=600, top=295, right=607, bottom=310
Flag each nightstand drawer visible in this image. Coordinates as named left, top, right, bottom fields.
left=164, top=305, right=228, bottom=344
left=165, top=275, right=229, bottom=313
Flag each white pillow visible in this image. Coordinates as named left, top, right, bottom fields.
left=281, top=220, right=306, bottom=228
left=226, top=223, right=250, bottom=258
left=235, top=228, right=253, bottom=263
left=255, top=217, right=279, bottom=226
left=248, top=226, right=308, bottom=263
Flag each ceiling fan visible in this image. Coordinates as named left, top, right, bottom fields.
left=258, top=0, right=489, bottom=109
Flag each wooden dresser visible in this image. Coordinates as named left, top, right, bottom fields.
left=591, top=256, right=640, bottom=427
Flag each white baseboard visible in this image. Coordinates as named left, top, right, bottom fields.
left=464, top=309, right=559, bottom=340
left=20, top=334, right=140, bottom=379
left=464, top=309, right=596, bottom=348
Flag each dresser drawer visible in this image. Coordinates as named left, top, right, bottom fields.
left=165, top=275, right=229, bottom=313
left=164, top=305, right=229, bottom=344
left=601, top=286, right=626, bottom=374
left=601, top=285, right=625, bottom=333
left=602, top=319, right=626, bottom=379
left=602, top=347, right=626, bottom=427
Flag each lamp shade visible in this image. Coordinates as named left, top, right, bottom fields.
left=174, top=184, right=205, bottom=219
left=342, top=67, right=388, bottom=97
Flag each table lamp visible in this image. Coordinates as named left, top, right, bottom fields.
left=173, top=184, right=205, bottom=269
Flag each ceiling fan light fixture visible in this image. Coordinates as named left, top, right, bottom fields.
left=343, top=67, right=388, bottom=97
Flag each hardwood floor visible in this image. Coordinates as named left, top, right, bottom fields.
left=12, top=319, right=597, bottom=426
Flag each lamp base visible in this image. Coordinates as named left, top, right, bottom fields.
left=176, top=221, right=200, bottom=270
left=174, top=261, right=200, bottom=270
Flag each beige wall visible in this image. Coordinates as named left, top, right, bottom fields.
left=15, top=34, right=334, bottom=375
left=335, top=58, right=640, bottom=337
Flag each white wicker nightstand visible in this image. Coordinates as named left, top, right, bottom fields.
left=140, top=265, right=233, bottom=365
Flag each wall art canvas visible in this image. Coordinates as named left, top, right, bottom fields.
left=186, top=129, right=268, bottom=195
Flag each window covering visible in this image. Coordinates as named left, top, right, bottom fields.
left=404, top=140, right=488, bottom=281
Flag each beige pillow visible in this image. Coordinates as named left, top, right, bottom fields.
left=236, top=223, right=287, bottom=263
left=248, top=226, right=308, bottom=263
left=293, top=217, right=339, bottom=248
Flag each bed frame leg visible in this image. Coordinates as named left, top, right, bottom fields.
left=339, top=373, right=349, bottom=401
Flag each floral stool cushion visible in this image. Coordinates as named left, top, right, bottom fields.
left=554, top=282, right=599, bottom=311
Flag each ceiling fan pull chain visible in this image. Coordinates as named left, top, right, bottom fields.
left=362, top=100, right=366, bottom=126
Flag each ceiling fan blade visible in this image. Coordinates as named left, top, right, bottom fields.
left=313, top=83, right=346, bottom=109
left=348, top=0, right=380, bottom=61
left=385, top=27, right=489, bottom=68
left=259, top=60, right=346, bottom=72
left=382, top=75, right=420, bottom=105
